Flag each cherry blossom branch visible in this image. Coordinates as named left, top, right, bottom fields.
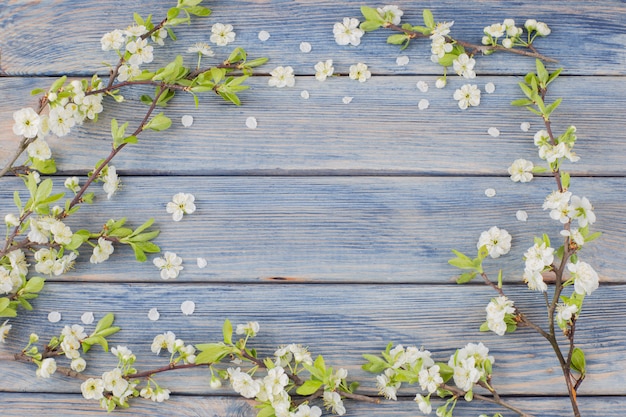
left=385, top=24, right=557, bottom=63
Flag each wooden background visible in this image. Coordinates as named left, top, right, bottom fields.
left=1, top=1, right=625, bottom=415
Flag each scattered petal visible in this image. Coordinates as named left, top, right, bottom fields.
left=516, top=210, right=529, bottom=222
left=181, top=115, right=194, bottom=127
left=342, top=96, right=353, bottom=104
left=485, top=82, right=496, bottom=94
left=246, top=117, right=258, bottom=129
left=258, top=30, right=270, bottom=42
left=81, top=312, right=94, bottom=325
left=435, top=77, right=446, bottom=89
left=416, top=80, right=429, bottom=93
left=396, top=55, right=409, bottom=66
left=197, top=257, right=208, bottom=268
left=148, top=308, right=160, bottom=321
left=520, top=122, right=531, bottom=132
left=48, top=311, right=61, bottom=323
left=300, top=90, right=310, bottom=99
left=181, top=300, right=196, bottom=316
left=418, top=99, right=430, bottom=110
left=485, top=188, right=496, bottom=197
left=488, top=127, right=500, bottom=137
left=299, top=42, right=312, bottom=53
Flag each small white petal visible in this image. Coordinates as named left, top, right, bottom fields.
left=418, top=99, right=430, bottom=110
left=416, top=81, right=429, bottom=93
left=197, top=257, right=208, bottom=268
left=520, top=122, right=531, bottom=132
left=485, top=188, right=497, bottom=197
left=246, top=117, right=258, bottom=129
left=488, top=127, right=500, bottom=137
left=300, top=90, right=310, bottom=99
left=485, top=82, right=496, bottom=94
left=181, top=115, right=194, bottom=127
left=258, top=30, right=270, bottom=42
left=299, top=42, right=312, bottom=53
left=516, top=210, right=528, bottom=222
left=48, top=311, right=62, bottom=323
left=396, top=55, right=409, bottom=66
left=81, top=312, right=95, bottom=325
left=181, top=300, right=195, bottom=315
left=148, top=307, right=160, bottom=321
left=342, top=96, right=353, bottom=104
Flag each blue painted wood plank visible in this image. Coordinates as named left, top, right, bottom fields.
left=2, top=393, right=625, bottom=417
left=1, top=1, right=625, bottom=76
left=1, top=76, right=625, bottom=175
left=0, top=176, right=620, bottom=284
left=1, top=283, right=624, bottom=396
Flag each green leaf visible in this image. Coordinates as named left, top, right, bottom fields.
left=448, top=250, right=475, bottom=270
left=49, top=76, right=67, bottom=93
left=223, top=319, right=233, bottom=345
left=361, top=6, right=384, bottom=23
left=194, top=343, right=232, bottom=364
left=456, top=271, right=477, bottom=284
left=144, top=113, right=172, bottom=132
left=438, top=53, right=459, bottom=67
left=571, top=347, right=586, bottom=374
left=0, top=298, right=10, bottom=312
left=361, top=354, right=389, bottom=373
left=128, top=230, right=160, bottom=242
left=14, top=191, right=23, bottom=212
left=22, top=277, right=45, bottom=294
left=360, top=20, right=382, bottom=32
left=30, top=158, right=57, bottom=174
left=18, top=297, right=33, bottom=310
left=34, top=179, right=53, bottom=203
left=511, top=98, right=534, bottom=107
left=546, top=67, right=563, bottom=86
left=536, top=59, right=549, bottom=84
left=167, top=7, right=180, bottom=20
left=133, top=12, right=145, bottom=26
left=245, top=57, right=268, bottom=68
left=479, top=321, right=490, bottom=332
left=561, top=171, right=570, bottom=189
left=255, top=406, right=275, bottom=417
left=186, top=5, right=211, bottom=16
left=423, top=9, right=435, bottom=29
left=95, top=326, right=121, bottom=338
left=94, top=313, right=115, bottom=334
left=543, top=98, right=562, bottom=119
left=31, top=88, right=45, bottom=96
left=584, top=231, right=602, bottom=243
left=296, top=379, right=323, bottom=395
left=387, top=34, right=408, bottom=45
left=82, top=335, right=108, bottom=351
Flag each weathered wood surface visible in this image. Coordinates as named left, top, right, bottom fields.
left=2, top=76, right=626, bottom=175
left=1, top=0, right=625, bottom=416
left=1, top=1, right=625, bottom=76
left=0, top=175, right=623, bottom=284
left=1, top=283, right=625, bottom=396
left=2, top=393, right=626, bottom=417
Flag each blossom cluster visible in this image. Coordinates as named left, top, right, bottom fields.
left=368, top=342, right=495, bottom=415
left=481, top=19, right=550, bottom=49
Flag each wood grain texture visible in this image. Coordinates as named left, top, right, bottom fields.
left=1, top=76, right=625, bottom=175
left=1, top=1, right=625, bottom=76
left=1, top=283, right=625, bottom=396
left=0, top=176, right=620, bottom=284
left=2, top=393, right=625, bottom=417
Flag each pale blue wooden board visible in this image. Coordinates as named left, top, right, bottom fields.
left=0, top=176, right=620, bottom=284
left=1, top=283, right=624, bottom=396
left=1, top=1, right=625, bottom=76
left=2, top=393, right=625, bottom=417
left=1, top=76, right=625, bottom=175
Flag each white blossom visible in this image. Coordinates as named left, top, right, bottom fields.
left=314, top=59, right=334, bottom=81
left=568, top=196, right=596, bottom=227
left=349, top=62, right=371, bottom=83
left=36, top=358, right=57, bottom=378
left=508, top=158, right=534, bottom=182
left=81, top=378, right=105, bottom=400
left=333, top=17, right=364, bottom=46
left=323, top=391, right=346, bottom=416
left=477, top=226, right=511, bottom=258
left=556, top=303, right=578, bottom=328
left=210, top=23, right=236, bottom=46
left=100, top=30, right=125, bottom=51
left=418, top=365, right=443, bottom=394
left=268, top=66, right=295, bottom=88
left=236, top=321, right=260, bottom=337
left=568, top=260, right=599, bottom=295
left=377, top=5, right=403, bottom=25
left=26, top=138, right=52, bottom=161
left=486, top=296, right=515, bottom=335
left=166, top=192, right=196, bottom=221
left=524, top=242, right=554, bottom=271
left=376, top=368, right=400, bottom=400
left=188, top=42, right=214, bottom=56
left=0, top=320, right=11, bottom=343
left=48, top=106, right=76, bottom=137
left=151, top=331, right=176, bottom=355
left=415, top=393, right=432, bottom=414
left=13, top=107, right=41, bottom=138
left=126, top=38, right=154, bottom=66
left=452, top=53, right=476, bottom=79
left=153, top=252, right=184, bottom=280
left=523, top=268, right=547, bottom=292
left=453, top=84, right=481, bottom=109
left=228, top=367, right=261, bottom=398
left=102, top=165, right=121, bottom=199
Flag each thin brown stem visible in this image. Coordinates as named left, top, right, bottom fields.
left=127, top=362, right=202, bottom=379
left=442, top=383, right=534, bottom=417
